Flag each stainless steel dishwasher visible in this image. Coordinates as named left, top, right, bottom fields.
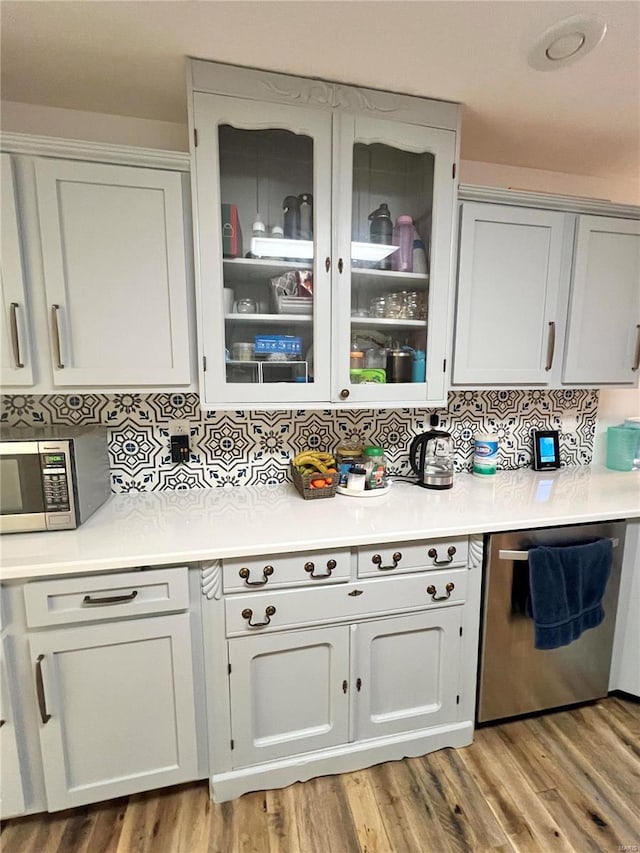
left=477, top=520, right=626, bottom=723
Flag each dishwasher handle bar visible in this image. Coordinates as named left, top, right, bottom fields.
left=498, top=537, right=619, bottom=561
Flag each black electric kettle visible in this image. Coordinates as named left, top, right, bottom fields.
left=409, top=414, right=454, bottom=489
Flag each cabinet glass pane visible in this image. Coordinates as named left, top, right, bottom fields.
left=349, top=142, right=432, bottom=387
left=219, top=125, right=315, bottom=386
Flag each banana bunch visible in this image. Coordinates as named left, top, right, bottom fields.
left=293, top=449, right=336, bottom=475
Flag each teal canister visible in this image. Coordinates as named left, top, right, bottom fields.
left=606, top=426, right=639, bottom=471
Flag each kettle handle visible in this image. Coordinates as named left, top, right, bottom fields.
left=409, top=434, right=426, bottom=475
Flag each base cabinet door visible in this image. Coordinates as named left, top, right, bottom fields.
left=228, top=625, right=350, bottom=768
left=30, top=614, right=198, bottom=811
left=0, top=638, right=25, bottom=818
left=352, top=608, right=462, bottom=741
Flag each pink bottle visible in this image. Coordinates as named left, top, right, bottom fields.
left=392, top=215, right=414, bottom=272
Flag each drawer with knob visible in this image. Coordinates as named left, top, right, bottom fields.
left=225, top=567, right=467, bottom=636
left=356, top=538, right=468, bottom=578
left=222, top=549, right=351, bottom=593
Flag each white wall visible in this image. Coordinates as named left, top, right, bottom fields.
left=3, top=101, right=638, bottom=206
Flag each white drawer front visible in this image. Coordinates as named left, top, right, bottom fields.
left=225, top=568, right=467, bottom=636
left=24, top=567, right=189, bottom=628
left=223, top=549, right=351, bottom=593
left=357, top=537, right=468, bottom=578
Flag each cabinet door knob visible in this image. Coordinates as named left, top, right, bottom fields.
left=325, top=256, right=331, bottom=272
left=338, top=258, right=344, bottom=274
left=428, top=546, right=456, bottom=566
left=304, top=559, right=336, bottom=579
left=239, top=565, right=274, bottom=586
left=340, top=388, right=350, bottom=399
left=426, top=582, right=455, bottom=602
left=372, top=552, right=402, bottom=571
left=241, top=606, right=276, bottom=628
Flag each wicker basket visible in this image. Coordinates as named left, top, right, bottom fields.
left=290, top=462, right=338, bottom=500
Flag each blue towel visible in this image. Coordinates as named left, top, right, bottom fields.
left=527, top=538, right=613, bottom=650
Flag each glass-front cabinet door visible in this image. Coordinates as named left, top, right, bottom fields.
left=333, top=115, right=456, bottom=405
left=192, top=94, right=332, bottom=405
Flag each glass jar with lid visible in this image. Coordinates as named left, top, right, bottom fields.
left=363, top=445, right=387, bottom=489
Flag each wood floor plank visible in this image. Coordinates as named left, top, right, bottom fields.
left=264, top=785, right=301, bottom=853
left=2, top=697, right=638, bottom=853
left=469, top=726, right=574, bottom=853
left=339, top=768, right=393, bottom=853
left=368, top=760, right=433, bottom=853
left=525, top=712, right=640, bottom=846
left=427, top=746, right=518, bottom=852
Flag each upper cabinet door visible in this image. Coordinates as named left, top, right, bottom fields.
left=192, top=94, right=333, bottom=407
left=333, top=115, right=456, bottom=405
left=563, top=215, right=640, bottom=386
left=1, top=153, right=33, bottom=386
left=35, top=159, right=191, bottom=387
left=453, top=203, right=571, bottom=385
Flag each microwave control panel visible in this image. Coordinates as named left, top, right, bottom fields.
left=41, top=452, right=71, bottom=512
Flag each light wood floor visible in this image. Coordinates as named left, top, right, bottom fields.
left=3, top=695, right=639, bottom=853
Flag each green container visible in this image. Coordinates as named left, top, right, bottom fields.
left=606, top=426, right=639, bottom=471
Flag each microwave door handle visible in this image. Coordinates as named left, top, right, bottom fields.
left=498, top=537, right=619, bottom=561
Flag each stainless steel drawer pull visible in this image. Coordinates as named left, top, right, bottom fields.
left=9, top=302, right=24, bottom=368
left=633, top=324, right=640, bottom=371
left=428, top=546, right=456, bottom=566
left=242, top=605, right=276, bottom=628
left=51, top=304, right=64, bottom=369
left=83, top=590, right=138, bottom=606
left=304, top=559, right=336, bottom=579
left=239, top=565, right=274, bottom=586
left=427, top=582, right=455, bottom=602
left=545, top=321, right=556, bottom=371
left=35, top=655, right=51, bottom=724
left=498, top=538, right=619, bottom=562
left=372, top=552, right=402, bottom=571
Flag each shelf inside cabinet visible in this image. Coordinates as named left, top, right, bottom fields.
left=225, top=313, right=312, bottom=324
left=351, top=268, right=429, bottom=289
left=350, top=317, right=427, bottom=329
left=223, top=257, right=311, bottom=285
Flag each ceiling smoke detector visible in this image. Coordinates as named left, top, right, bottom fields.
left=528, top=15, right=607, bottom=71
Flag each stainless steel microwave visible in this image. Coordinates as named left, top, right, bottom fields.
left=0, top=427, right=111, bottom=533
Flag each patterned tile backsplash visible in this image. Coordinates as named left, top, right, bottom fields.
left=0, top=390, right=599, bottom=492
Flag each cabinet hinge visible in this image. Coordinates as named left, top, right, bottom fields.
left=452, top=163, right=456, bottom=180
left=443, top=358, right=447, bottom=373
left=456, top=695, right=460, bottom=705
left=203, top=355, right=207, bottom=373
left=459, top=626, right=463, bottom=637
left=230, top=739, right=234, bottom=750
left=228, top=663, right=231, bottom=675
left=194, top=128, right=198, bottom=148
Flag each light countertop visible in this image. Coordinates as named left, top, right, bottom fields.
left=1, top=466, right=639, bottom=580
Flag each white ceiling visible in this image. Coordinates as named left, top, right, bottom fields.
left=1, top=1, right=639, bottom=182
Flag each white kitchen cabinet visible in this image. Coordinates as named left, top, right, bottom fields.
left=563, top=216, right=640, bottom=385
left=0, top=637, right=25, bottom=819
left=1, top=153, right=33, bottom=386
left=0, top=137, right=194, bottom=393
left=188, top=59, right=459, bottom=409
left=452, top=188, right=640, bottom=389
left=204, top=534, right=482, bottom=802
left=14, top=565, right=201, bottom=812
left=453, top=202, right=572, bottom=385
left=34, top=158, right=191, bottom=387
left=228, top=625, right=350, bottom=767
left=228, top=606, right=462, bottom=770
